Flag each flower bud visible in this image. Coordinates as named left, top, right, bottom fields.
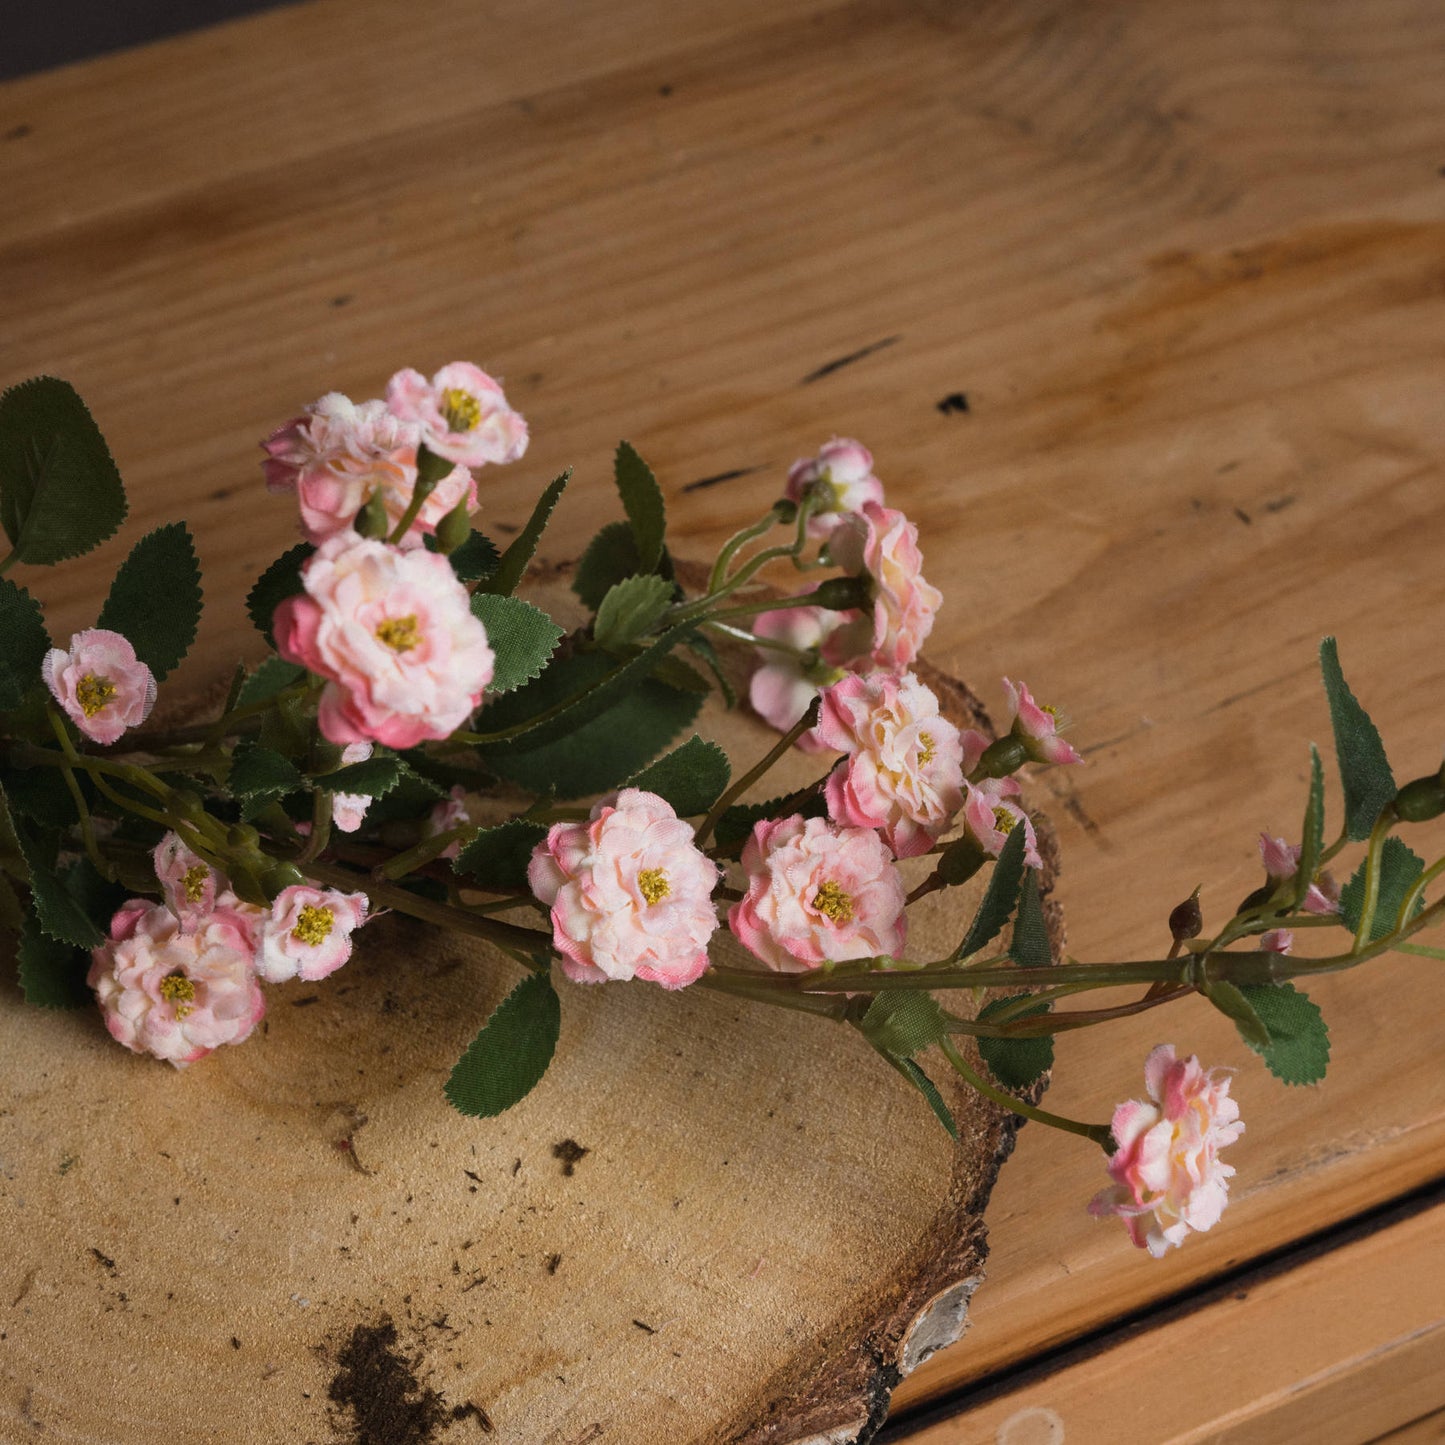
left=260, top=861, right=308, bottom=900
left=935, top=832, right=988, bottom=887
left=414, top=443, right=454, bottom=491
left=434, top=496, right=472, bottom=555
left=1168, top=888, right=1203, bottom=942
left=354, top=490, right=390, bottom=539
left=975, top=735, right=1028, bottom=779
left=226, top=823, right=262, bottom=851
left=1394, top=774, right=1445, bottom=823
left=806, top=576, right=871, bottom=612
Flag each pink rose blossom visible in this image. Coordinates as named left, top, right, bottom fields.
left=1089, top=1045, right=1244, bottom=1257
left=329, top=742, right=375, bottom=833
left=1003, top=678, right=1084, bottom=766
left=528, top=789, right=720, bottom=990
left=274, top=531, right=495, bottom=748
left=88, top=900, right=265, bottom=1068
left=960, top=777, right=1043, bottom=869
left=784, top=438, right=885, bottom=538
left=728, top=815, right=907, bottom=973
left=748, top=604, right=848, bottom=748
left=822, top=503, right=942, bottom=673
left=42, top=629, right=157, bottom=746
left=385, top=362, right=528, bottom=469
left=812, top=671, right=965, bottom=858
left=262, top=392, right=476, bottom=547
left=1257, top=833, right=1340, bottom=915
left=1259, top=928, right=1294, bottom=954
left=254, top=885, right=370, bottom=984
left=427, top=784, right=476, bottom=861
left=152, top=832, right=225, bottom=933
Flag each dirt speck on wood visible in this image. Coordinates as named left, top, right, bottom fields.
left=327, top=1317, right=451, bottom=1445
left=552, top=1139, right=589, bottom=1176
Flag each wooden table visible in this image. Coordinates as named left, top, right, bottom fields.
left=3, top=1, right=1444, bottom=1439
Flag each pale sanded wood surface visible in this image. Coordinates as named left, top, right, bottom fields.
left=2, top=0, right=1445, bottom=1437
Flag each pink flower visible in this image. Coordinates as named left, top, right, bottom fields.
left=254, top=885, right=369, bottom=984
left=1257, top=833, right=1340, bottom=915
left=42, top=629, right=157, bottom=746
left=960, top=777, right=1043, bottom=869
left=1259, top=928, right=1294, bottom=954
left=152, top=832, right=224, bottom=933
left=528, top=789, right=720, bottom=990
left=262, top=392, right=476, bottom=548
left=812, top=672, right=965, bottom=858
left=748, top=604, right=848, bottom=748
left=329, top=742, right=375, bottom=833
left=1089, top=1045, right=1244, bottom=1257
left=1003, top=678, right=1083, bottom=767
left=427, top=784, right=476, bottom=861
left=385, top=362, right=528, bottom=469
left=822, top=503, right=942, bottom=673
left=273, top=531, right=495, bottom=748
left=88, top=900, right=265, bottom=1068
left=728, top=815, right=907, bottom=972
left=784, top=438, right=884, bottom=538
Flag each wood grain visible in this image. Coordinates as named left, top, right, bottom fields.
left=2, top=0, right=1444, bottom=1434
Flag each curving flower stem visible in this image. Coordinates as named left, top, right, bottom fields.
left=1351, top=811, right=1397, bottom=950
left=45, top=709, right=113, bottom=881
left=694, top=698, right=821, bottom=848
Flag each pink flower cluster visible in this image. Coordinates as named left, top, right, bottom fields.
left=263, top=362, right=527, bottom=548
left=1089, top=1045, right=1244, bottom=1256
left=88, top=833, right=369, bottom=1068
left=1258, top=833, right=1340, bottom=915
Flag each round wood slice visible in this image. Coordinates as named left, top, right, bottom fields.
left=0, top=569, right=1062, bottom=1444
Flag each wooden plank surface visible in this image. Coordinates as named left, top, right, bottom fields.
left=2, top=0, right=1445, bottom=1434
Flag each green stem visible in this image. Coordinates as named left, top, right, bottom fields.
left=1396, top=853, right=1445, bottom=932
left=1352, top=811, right=1396, bottom=950
left=694, top=698, right=821, bottom=847
left=939, top=1037, right=1113, bottom=1147
left=378, top=825, right=472, bottom=881
left=45, top=710, right=112, bottom=880
left=707, top=508, right=788, bottom=595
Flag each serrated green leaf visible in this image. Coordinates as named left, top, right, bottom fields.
left=572, top=520, right=644, bottom=611
left=17, top=914, right=91, bottom=1008
left=976, top=995, right=1054, bottom=1088
left=1339, top=836, right=1425, bottom=942
left=95, top=522, right=202, bottom=681
left=0, top=377, right=127, bottom=566
left=0, top=780, right=26, bottom=879
left=1319, top=637, right=1396, bottom=841
left=427, top=528, right=499, bottom=582
left=1238, top=981, right=1331, bottom=1085
left=237, top=656, right=305, bottom=710
left=0, top=874, right=23, bottom=931
left=888, top=1055, right=958, bottom=1139
left=16, top=828, right=102, bottom=949
left=469, top=593, right=564, bottom=694
left=1293, top=744, right=1326, bottom=910
left=63, top=855, right=128, bottom=927
left=1204, top=978, right=1272, bottom=1051
left=355, top=764, right=448, bottom=827
left=228, top=743, right=304, bottom=798
left=454, top=818, right=549, bottom=890
left=246, top=543, right=313, bottom=649
left=4, top=765, right=82, bottom=830
left=626, top=735, right=731, bottom=817
left=0, top=576, right=50, bottom=711
left=593, top=574, right=674, bottom=651
left=860, top=990, right=949, bottom=1059
left=685, top=634, right=736, bottom=708
left=614, top=442, right=665, bottom=573
left=951, top=826, right=1028, bottom=962
left=1007, top=870, right=1050, bottom=968
left=476, top=470, right=570, bottom=598
left=714, top=788, right=830, bottom=849
left=651, top=655, right=713, bottom=696
left=445, top=971, right=562, bottom=1117
left=317, top=753, right=402, bottom=798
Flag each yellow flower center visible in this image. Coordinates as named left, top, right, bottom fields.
left=76, top=673, right=117, bottom=718
left=812, top=879, right=856, bottom=925
left=917, top=731, right=936, bottom=766
left=375, top=614, right=422, bottom=653
left=992, top=806, right=1017, bottom=834
left=159, top=971, right=196, bottom=1019
left=1040, top=702, right=1059, bottom=719
left=637, top=868, right=670, bottom=906
left=292, top=904, right=335, bottom=946
left=182, top=864, right=210, bottom=904
left=441, top=387, right=482, bottom=433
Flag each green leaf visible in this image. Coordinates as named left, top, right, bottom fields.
left=4, top=765, right=82, bottom=830
left=454, top=819, right=549, bottom=891
left=1319, top=637, right=1396, bottom=841
left=593, top=574, right=674, bottom=651
left=428, top=528, right=499, bottom=583
left=246, top=543, right=313, bottom=649
left=0, top=576, right=50, bottom=710
left=445, top=971, right=562, bottom=1117
left=236, top=657, right=305, bottom=710
left=95, top=522, right=202, bottom=681
left=228, top=743, right=305, bottom=798
left=572, top=520, right=644, bottom=611
left=317, top=752, right=402, bottom=798
left=685, top=634, right=736, bottom=709
left=715, top=788, right=829, bottom=849
left=63, top=855, right=128, bottom=928
left=1007, top=870, right=1050, bottom=968
left=888, top=1055, right=958, bottom=1139
left=0, top=780, right=25, bottom=879
left=0, top=377, right=127, bottom=565
left=476, top=470, right=570, bottom=598
left=1339, top=836, right=1425, bottom=942
left=860, top=990, right=949, bottom=1060
left=17, top=914, right=90, bottom=1008
left=952, top=826, right=1028, bottom=962
left=359, top=764, right=448, bottom=826
left=16, top=828, right=103, bottom=949
left=1238, top=981, right=1331, bottom=1085
left=0, top=874, right=24, bottom=932
left=1293, top=744, right=1327, bottom=910
left=469, top=594, right=564, bottom=694
left=614, top=442, right=666, bottom=573
left=977, top=995, right=1054, bottom=1089
left=1203, top=978, right=1272, bottom=1051
left=626, top=735, right=731, bottom=817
